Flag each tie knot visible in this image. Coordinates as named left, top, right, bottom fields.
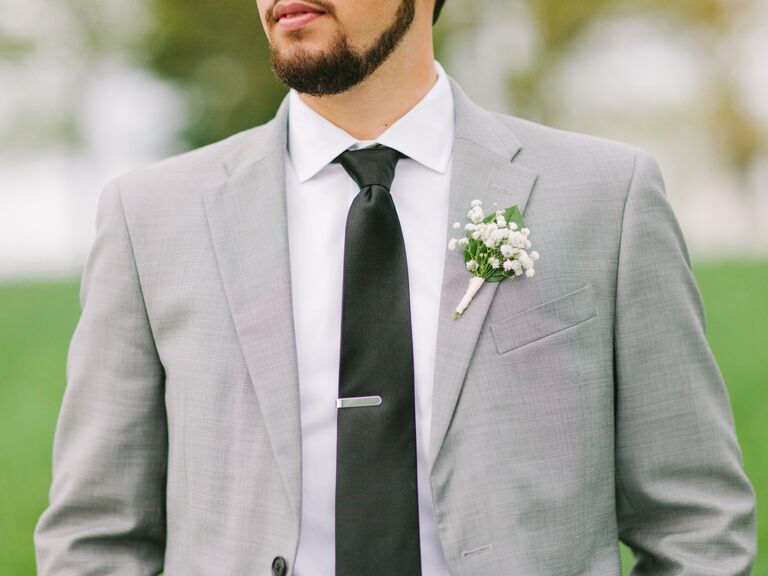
left=333, top=145, right=403, bottom=190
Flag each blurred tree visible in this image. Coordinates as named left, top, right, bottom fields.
left=0, top=0, right=147, bottom=151
left=507, top=0, right=746, bottom=120
left=143, top=0, right=286, bottom=148
left=0, top=32, right=34, bottom=60
left=503, top=0, right=762, bottom=178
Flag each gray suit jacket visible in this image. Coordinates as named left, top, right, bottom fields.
left=35, top=78, right=756, bottom=575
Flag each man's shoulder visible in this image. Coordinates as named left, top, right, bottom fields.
left=111, top=128, right=253, bottom=188
left=490, top=111, right=648, bottom=188
left=107, top=118, right=280, bottom=201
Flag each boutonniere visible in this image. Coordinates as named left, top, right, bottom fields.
left=447, top=199, right=539, bottom=319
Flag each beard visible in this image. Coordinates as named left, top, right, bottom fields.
left=268, top=0, right=416, bottom=96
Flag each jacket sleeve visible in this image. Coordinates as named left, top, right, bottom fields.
left=613, top=149, right=756, bottom=575
left=34, top=178, right=167, bottom=575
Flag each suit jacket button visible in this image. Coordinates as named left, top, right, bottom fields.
left=272, top=556, right=287, bottom=576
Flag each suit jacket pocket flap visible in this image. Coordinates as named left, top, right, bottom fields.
left=490, top=283, right=597, bottom=354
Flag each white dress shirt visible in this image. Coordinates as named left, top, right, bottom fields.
left=285, top=60, right=454, bottom=576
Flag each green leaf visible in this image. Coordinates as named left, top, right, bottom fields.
left=486, top=268, right=509, bottom=283
left=482, top=204, right=524, bottom=230
left=463, top=237, right=482, bottom=263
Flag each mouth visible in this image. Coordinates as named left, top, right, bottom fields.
left=273, top=2, right=327, bottom=30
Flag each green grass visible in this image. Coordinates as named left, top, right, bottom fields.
left=0, top=281, right=82, bottom=575
left=1, top=262, right=765, bottom=574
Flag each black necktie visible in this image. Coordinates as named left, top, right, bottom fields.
left=333, top=145, right=422, bottom=576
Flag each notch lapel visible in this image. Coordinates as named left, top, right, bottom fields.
left=429, top=80, right=539, bottom=469
left=202, top=97, right=303, bottom=516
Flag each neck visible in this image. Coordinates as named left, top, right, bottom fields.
left=298, top=23, right=437, bottom=140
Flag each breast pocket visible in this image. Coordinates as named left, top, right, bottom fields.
left=490, top=283, right=598, bottom=354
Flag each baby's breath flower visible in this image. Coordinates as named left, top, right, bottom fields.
left=490, top=229, right=507, bottom=244
left=468, top=206, right=484, bottom=224
left=448, top=199, right=539, bottom=318
left=511, top=233, right=526, bottom=249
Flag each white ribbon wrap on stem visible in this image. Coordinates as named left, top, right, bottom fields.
left=453, top=276, right=486, bottom=319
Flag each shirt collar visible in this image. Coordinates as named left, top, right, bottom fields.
left=287, top=60, right=455, bottom=183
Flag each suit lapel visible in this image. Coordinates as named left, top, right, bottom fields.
left=202, top=96, right=303, bottom=516
left=429, top=79, right=538, bottom=469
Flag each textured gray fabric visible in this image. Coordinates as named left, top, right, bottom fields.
left=34, top=77, right=756, bottom=575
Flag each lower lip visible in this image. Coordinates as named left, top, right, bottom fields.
left=277, top=11, right=324, bottom=30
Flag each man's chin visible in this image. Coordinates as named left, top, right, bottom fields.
left=272, top=51, right=334, bottom=85
left=271, top=35, right=335, bottom=62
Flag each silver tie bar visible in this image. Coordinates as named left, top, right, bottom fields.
left=336, top=395, right=383, bottom=409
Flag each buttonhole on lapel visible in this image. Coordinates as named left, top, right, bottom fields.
left=461, top=543, right=493, bottom=559
left=489, top=183, right=512, bottom=196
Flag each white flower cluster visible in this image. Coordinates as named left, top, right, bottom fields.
left=447, top=199, right=539, bottom=279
